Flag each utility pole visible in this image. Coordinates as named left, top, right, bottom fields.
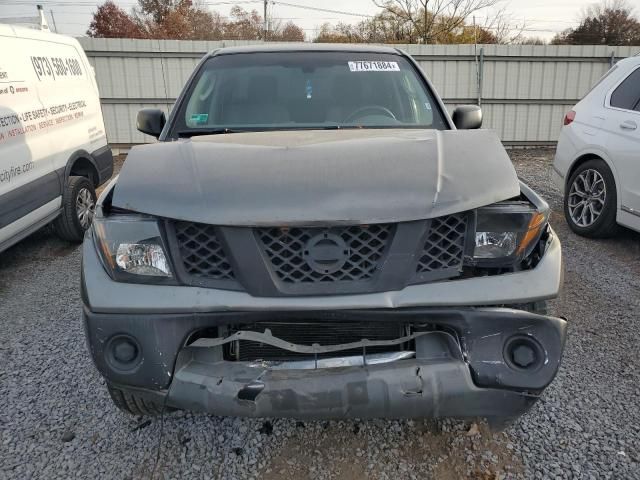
left=263, top=0, right=268, bottom=42
left=474, top=16, right=479, bottom=105
left=50, top=9, right=58, bottom=33
left=423, top=5, right=427, bottom=44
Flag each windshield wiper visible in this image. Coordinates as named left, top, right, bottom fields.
left=177, top=128, right=247, bottom=138
left=177, top=125, right=368, bottom=137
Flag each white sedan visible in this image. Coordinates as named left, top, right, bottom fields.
left=553, top=54, right=640, bottom=237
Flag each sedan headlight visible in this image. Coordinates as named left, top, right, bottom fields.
left=472, top=202, right=549, bottom=266
left=92, top=215, right=175, bottom=283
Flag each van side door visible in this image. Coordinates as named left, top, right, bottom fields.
left=0, top=31, right=59, bottom=243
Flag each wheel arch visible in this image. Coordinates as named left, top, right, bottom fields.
left=565, top=151, right=620, bottom=208
left=64, top=150, right=101, bottom=188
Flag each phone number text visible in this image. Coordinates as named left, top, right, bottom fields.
left=30, top=56, right=83, bottom=81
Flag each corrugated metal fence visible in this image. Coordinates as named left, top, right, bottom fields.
left=77, top=38, right=638, bottom=147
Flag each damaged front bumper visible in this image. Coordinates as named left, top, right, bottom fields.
left=83, top=306, right=567, bottom=420
left=168, top=351, right=539, bottom=420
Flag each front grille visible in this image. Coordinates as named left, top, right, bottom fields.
left=257, top=224, right=392, bottom=284
left=416, top=213, right=468, bottom=274
left=174, top=221, right=235, bottom=280
left=225, top=321, right=408, bottom=361
left=170, top=214, right=469, bottom=292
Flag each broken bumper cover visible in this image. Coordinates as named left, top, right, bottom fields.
left=167, top=355, right=540, bottom=420
left=82, top=306, right=566, bottom=420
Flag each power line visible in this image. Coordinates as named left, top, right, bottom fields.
left=2, top=1, right=138, bottom=7
left=271, top=16, right=342, bottom=20
left=55, top=21, right=92, bottom=25
left=2, top=0, right=261, bottom=4
left=523, top=18, right=581, bottom=25
left=271, top=1, right=373, bottom=18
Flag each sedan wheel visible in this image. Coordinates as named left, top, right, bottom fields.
left=567, top=168, right=606, bottom=227
left=563, top=159, right=618, bottom=238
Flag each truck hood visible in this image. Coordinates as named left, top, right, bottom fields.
left=112, top=129, right=519, bottom=225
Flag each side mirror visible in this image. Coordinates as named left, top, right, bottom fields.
left=136, top=109, right=166, bottom=138
left=452, top=105, right=482, bottom=130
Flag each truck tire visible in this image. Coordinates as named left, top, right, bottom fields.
left=107, top=384, right=168, bottom=416
left=53, top=176, right=96, bottom=242
left=504, top=301, right=548, bottom=315
left=526, top=300, right=548, bottom=316
left=564, top=159, right=619, bottom=238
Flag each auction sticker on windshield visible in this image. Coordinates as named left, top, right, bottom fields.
left=348, top=61, right=400, bottom=72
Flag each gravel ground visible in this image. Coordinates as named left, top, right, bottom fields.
left=1, top=148, right=639, bottom=479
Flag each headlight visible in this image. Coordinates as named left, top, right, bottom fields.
left=472, top=202, right=549, bottom=266
left=116, top=243, right=170, bottom=276
left=92, top=215, right=175, bottom=283
left=474, top=231, right=518, bottom=258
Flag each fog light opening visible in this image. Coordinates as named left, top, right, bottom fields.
left=503, top=335, right=545, bottom=372
left=106, top=335, right=142, bottom=372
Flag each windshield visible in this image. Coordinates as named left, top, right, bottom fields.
left=173, top=51, right=448, bottom=136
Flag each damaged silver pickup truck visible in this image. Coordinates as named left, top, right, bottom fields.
left=82, top=45, right=566, bottom=424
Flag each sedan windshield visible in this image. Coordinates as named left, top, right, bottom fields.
left=174, top=51, right=448, bottom=135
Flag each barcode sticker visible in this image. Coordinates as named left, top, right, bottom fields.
left=348, top=61, right=400, bottom=72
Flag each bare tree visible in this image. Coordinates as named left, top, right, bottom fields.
left=313, top=3, right=527, bottom=44
left=372, top=0, right=500, bottom=44
left=271, top=21, right=305, bottom=41
left=480, top=4, right=526, bottom=44
left=516, top=36, right=547, bottom=45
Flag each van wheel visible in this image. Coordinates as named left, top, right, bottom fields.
left=54, top=176, right=96, bottom=242
left=564, top=159, right=619, bottom=238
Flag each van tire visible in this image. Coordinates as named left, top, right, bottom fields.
left=54, top=176, right=96, bottom=242
left=107, top=385, right=168, bottom=416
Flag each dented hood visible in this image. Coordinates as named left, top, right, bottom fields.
left=112, top=129, right=519, bottom=225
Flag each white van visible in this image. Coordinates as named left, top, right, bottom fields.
left=0, top=25, right=112, bottom=252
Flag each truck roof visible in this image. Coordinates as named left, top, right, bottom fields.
left=210, top=43, right=402, bottom=57
left=0, top=23, right=78, bottom=46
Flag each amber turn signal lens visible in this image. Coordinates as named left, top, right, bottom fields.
left=516, top=212, right=547, bottom=255
left=93, top=220, right=116, bottom=270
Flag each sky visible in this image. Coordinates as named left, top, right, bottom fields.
left=0, top=0, right=635, bottom=41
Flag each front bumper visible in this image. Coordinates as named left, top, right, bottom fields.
left=167, top=354, right=540, bottom=420
left=551, top=166, right=565, bottom=194
left=83, top=305, right=566, bottom=420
